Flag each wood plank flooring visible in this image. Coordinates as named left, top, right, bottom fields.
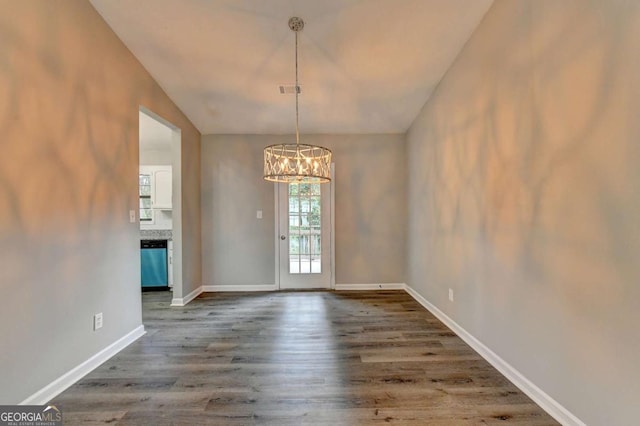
left=52, top=291, right=558, bottom=425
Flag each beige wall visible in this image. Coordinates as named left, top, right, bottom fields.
left=406, top=1, right=640, bottom=424
left=201, top=134, right=406, bottom=286
left=0, top=0, right=201, bottom=403
left=201, top=135, right=275, bottom=286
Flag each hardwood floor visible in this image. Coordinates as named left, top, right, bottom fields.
left=52, top=291, right=558, bottom=425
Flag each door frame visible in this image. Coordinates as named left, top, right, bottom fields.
left=274, top=164, right=335, bottom=290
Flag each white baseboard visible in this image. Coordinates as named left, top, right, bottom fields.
left=335, top=283, right=406, bottom=291
left=404, top=285, right=585, bottom=426
left=21, top=325, right=145, bottom=405
left=170, top=286, right=203, bottom=306
left=202, top=284, right=278, bottom=292
left=204, top=283, right=406, bottom=292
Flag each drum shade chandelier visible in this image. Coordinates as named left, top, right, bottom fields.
left=264, top=17, right=332, bottom=183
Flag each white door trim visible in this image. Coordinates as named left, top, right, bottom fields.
left=330, top=164, right=335, bottom=289
left=273, top=183, right=280, bottom=289
left=274, top=163, right=335, bottom=290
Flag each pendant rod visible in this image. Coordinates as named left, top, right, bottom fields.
left=295, top=29, right=300, bottom=146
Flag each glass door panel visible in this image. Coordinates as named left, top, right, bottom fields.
left=139, top=173, right=153, bottom=222
left=288, top=184, right=322, bottom=274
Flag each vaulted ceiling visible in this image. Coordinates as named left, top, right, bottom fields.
left=90, top=0, right=493, bottom=134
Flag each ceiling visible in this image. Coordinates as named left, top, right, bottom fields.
left=91, top=0, right=493, bottom=135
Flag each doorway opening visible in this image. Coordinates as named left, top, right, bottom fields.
left=138, top=107, right=182, bottom=306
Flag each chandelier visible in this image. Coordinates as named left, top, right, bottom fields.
left=263, top=17, right=332, bottom=184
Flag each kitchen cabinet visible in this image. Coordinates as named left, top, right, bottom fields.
left=139, top=172, right=153, bottom=222
left=139, top=165, right=172, bottom=212
left=153, top=166, right=172, bottom=209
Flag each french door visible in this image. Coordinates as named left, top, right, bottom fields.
left=277, top=180, right=332, bottom=289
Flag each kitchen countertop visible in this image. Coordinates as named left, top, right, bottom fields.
left=140, top=229, right=172, bottom=241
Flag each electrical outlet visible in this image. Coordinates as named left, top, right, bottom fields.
left=448, top=288, right=454, bottom=302
left=94, top=313, right=103, bottom=330
left=129, top=210, right=136, bottom=223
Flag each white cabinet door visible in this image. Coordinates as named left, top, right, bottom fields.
left=153, top=167, right=172, bottom=209
left=139, top=165, right=172, bottom=212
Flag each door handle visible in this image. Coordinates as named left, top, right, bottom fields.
left=280, top=235, right=286, bottom=240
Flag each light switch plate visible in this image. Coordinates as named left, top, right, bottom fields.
left=94, top=313, right=103, bottom=330
left=448, top=288, right=454, bottom=302
left=256, top=210, right=263, bottom=219
left=129, top=210, right=136, bottom=223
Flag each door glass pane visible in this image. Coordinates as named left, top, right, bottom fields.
left=289, top=198, right=299, bottom=214
left=300, top=235, right=309, bottom=255
left=289, top=183, right=321, bottom=274
left=309, top=213, right=320, bottom=227
left=289, top=234, right=300, bottom=255
left=310, top=184, right=321, bottom=196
